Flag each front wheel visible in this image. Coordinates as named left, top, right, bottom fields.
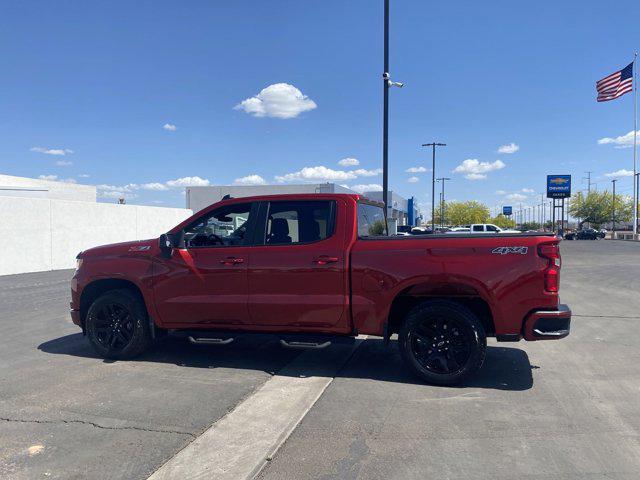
left=86, top=289, right=152, bottom=359
left=398, top=300, right=486, bottom=385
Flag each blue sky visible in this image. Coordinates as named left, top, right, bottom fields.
left=1, top=0, right=639, bottom=212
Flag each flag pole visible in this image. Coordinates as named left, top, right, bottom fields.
left=633, top=51, right=638, bottom=236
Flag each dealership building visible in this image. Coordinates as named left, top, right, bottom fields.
left=186, top=183, right=422, bottom=227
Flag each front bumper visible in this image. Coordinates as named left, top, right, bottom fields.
left=70, top=307, right=81, bottom=326
left=523, top=303, right=571, bottom=341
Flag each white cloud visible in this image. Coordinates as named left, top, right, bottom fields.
left=351, top=168, right=382, bottom=177
left=406, top=166, right=428, bottom=173
left=97, top=184, right=138, bottom=200
left=163, top=123, right=177, bottom=131
left=407, top=176, right=419, bottom=183
left=234, top=83, right=317, bottom=119
left=350, top=184, right=383, bottom=193
left=598, top=130, right=639, bottom=149
left=495, top=190, right=507, bottom=195
left=31, top=147, right=74, bottom=156
left=38, top=174, right=76, bottom=183
left=453, top=159, right=506, bottom=180
left=521, top=188, right=535, bottom=193
left=139, top=182, right=169, bottom=191
left=234, top=174, right=266, bottom=186
left=338, top=157, right=360, bottom=167
left=605, top=169, right=634, bottom=178
left=55, top=160, right=73, bottom=166
left=38, top=174, right=58, bottom=181
left=165, top=176, right=210, bottom=187
left=506, top=193, right=527, bottom=201
left=274, top=165, right=381, bottom=183
left=95, top=176, right=211, bottom=200
left=465, top=173, right=488, bottom=180
left=497, top=143, right=519, bottom=154
left=77, top=174, right=90, bottom=178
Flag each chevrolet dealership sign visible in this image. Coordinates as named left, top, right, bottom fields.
left=547, top=175, right=571, bottom=199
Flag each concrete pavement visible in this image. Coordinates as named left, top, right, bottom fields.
left=2, top=240, right=640, bottom=479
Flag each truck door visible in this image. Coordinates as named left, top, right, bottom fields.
left=152, top=201, right=258, bottom=327
left=247, top=199, right=350, bottom=332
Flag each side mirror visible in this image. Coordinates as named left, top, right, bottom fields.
left=158, top=232, right=182, bottom=258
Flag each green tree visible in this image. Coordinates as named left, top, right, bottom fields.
left=434, top=200, right=490, bottom=226
left=490, top=214, right=516, bottom=229
left=568, top=191, right=633, bottom=228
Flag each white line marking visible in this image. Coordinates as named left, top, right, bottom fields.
left=147, top=338, right=364, bottom=480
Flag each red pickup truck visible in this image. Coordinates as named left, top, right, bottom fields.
left=70, top=193, right=571, bottom=385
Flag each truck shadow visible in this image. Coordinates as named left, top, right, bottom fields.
left=38, top=334, right=534, bottom=391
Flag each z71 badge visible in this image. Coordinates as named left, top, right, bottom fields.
left=491, top=246, right=528, bottom=255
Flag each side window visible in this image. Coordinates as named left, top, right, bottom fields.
left=472, top=225, right=484, bottom=232
left=358, top=202, right=387, bottom=237
left=265, top=201, right=334, bottom=245
left=486, top=224, right=499, bottom=232
left=184, top=203, right=253, bottom=248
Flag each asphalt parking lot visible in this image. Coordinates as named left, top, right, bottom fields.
left=1, top=239, right=640, bottom=479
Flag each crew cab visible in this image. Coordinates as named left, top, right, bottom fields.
left=70, top=194, right=571, bottom=385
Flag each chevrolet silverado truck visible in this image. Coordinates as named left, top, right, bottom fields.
left=70, top=193, right=571, bottom=385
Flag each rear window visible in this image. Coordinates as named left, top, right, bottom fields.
left=358, top=202, right=387, bottom=237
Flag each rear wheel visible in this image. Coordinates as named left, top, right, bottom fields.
left=399, top=300, right=486, bottom=385
left=86, top=289, right=152, bottom=359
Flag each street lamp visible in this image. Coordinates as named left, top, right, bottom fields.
left=422, top=142, right=447, bottom=231
left=381, top=0, right=403, bottom=219
left=436, top=177, right=451, bottom=228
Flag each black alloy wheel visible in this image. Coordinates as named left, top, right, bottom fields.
left=409, top=316, right=472, bottom=374
left=399, top=300, right=486, bottom=385
left=86, top=289, right=152, bottom=359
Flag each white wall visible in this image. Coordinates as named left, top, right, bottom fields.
left=0, top=174, right=97, bottom=202
left=0, top=196, right=192, bottom=276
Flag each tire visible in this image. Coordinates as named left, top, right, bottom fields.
left=398, top=300, right=486, bottom=385
left=86, top=289, right=152, bottom=359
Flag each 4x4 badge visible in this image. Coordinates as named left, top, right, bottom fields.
left=491, top=246, right=528, bottom=255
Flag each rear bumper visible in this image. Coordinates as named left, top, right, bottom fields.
left=523, top=304, right=571, bottom=341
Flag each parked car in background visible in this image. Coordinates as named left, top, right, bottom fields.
left=410, top=226, right=434, bottom=235
left=472, top=224, right=521, bottom=234
left=565, top=228, right=600, bottom=240
left=395, top=225, right=413, bottom=236
left=597, top=229, right=607, bottom=239
left=70, top=193, right=571, bottom=385
left=446, top=227, right=471, bottom=233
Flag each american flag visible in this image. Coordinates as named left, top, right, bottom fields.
left=596, top=62, right=633, bottom=102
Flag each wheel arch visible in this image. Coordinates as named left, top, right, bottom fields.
left=385, top=280, right=496, bottom=341
left=79, top=278, right=146, bottom=329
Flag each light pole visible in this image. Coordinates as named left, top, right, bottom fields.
left=436, top=177, right=451, bottom=228
left=612, top=179, right=617, bottom=238
left=381, top=0, right=403, bottom=219
left=422, top=142, right=446, bottom=231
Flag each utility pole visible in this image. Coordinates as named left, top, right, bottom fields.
left=381, top=0, right=403, bottom=221
left=422, top=142, right=446, bottom=231
left=583, top=171, right=594, bottom=193
left=612, top=179, right=617, bottom=238
left=436, top=177, right=451, bottom=228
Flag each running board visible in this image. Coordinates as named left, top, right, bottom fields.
left=279, top=339, right=332, bottom=350
left=188, top=336, right=235, bottom=345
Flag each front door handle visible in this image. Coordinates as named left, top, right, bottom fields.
left=312, top=255, right=339, bottom=265
left=220, top=257, right=244, bottom=265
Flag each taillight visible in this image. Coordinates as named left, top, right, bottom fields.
left=538, top=243, right=560, bottom=292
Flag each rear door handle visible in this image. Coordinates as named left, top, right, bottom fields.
left=312, top=255, right=339, bottom=265
left=220, top=257, right=244, bottom=265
